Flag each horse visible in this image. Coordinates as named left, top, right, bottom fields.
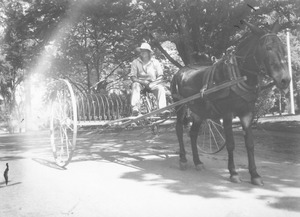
left=170, top=20, right=290, bottom=186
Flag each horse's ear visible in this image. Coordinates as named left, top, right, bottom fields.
left=240, top=20, right=264, bottom=35
left=271, top=19, right=281, bottom=33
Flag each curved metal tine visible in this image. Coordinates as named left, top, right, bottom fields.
left=77, top=93, right=83, bottom=121
left=80, top=93, right=86, bottom=121
left=103, top=95, right=111, bottom=120
left=94, top=94, right=100, bottom=120
left=90, top=93, right=97, bottom=121
left=81, top=93, right=86, bottom=121
left=110, top=94, right=117, bottom=119
left=107, top=94, right=113, bottom=120
left=98, top=94, right=105, bottom=120
left=89, top=94, right=93, bottom=121
left=126, top=94, right=131, bottom=117
left=115, top=94, right=122, bottom=118
left=109, top=95, right=114, bottom=120
left=86, top=93, right=92, bottom=121
left=110, top=94, right=117, bottom=120
left=120, top=94, right=126, bottom=117
left=109, top=95, right=116, bottom=120
left=119, top=93, right=127, bottom=117
left=83, top=92, right=89, bottom=121
left=89, top=94, right=95, bottom=121
left=80, top=92, right=86, bottom=121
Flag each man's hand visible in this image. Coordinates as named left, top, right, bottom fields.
left=139, top=80, right=150, bottom=87
left=131, top=76, right=153, bottom=88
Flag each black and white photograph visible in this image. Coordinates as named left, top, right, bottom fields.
left=0, top=0, right=299, bottom=216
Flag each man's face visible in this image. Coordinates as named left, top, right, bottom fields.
left=140, top=49, right=151, bottom=60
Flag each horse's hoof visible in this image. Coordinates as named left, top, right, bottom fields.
left=195, top=163, right=204, bottom=171
left=179, top=161, right=188, bottom=170
left=230, top=175, right=241, bottom=183
left=251, top=177, right=264, bottom=186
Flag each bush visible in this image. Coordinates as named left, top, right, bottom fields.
left=254, top=88, right=275, bottom=123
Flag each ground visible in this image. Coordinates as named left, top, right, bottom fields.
left=0, top=115, right=299, bottom=217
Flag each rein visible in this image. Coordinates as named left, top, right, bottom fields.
left=236, top=33, right=277, bottom=74
left=231, top=33, right=279, bottom=91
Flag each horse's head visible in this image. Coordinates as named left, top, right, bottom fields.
left=242, top=20, right=291, bottom=90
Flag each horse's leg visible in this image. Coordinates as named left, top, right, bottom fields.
left=176, top=106, right=188, bottom=170
left=239, top=112, right=263, bottom=186
left=190, top=118, right=204, bottom=170
left=223, top=114, right=241, bottom=183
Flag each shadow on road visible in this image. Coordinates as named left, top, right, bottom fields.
left=1, top=128, right=299, bottom=213
left=68, top=128, right=300, bottom=212
left=32, top=158, right=67, bottom=170
left=0, top=181, right=22, bottom=188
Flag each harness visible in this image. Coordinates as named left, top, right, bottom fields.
left=203, top=33, right=278, bottom=115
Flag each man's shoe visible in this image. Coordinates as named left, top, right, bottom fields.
left=160, top=110, right=170, bottom=117
left=132, top=109, right=139, bottom=116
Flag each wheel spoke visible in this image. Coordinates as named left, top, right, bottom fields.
left=50, top=79, right=78, bottom=167
left=208, top=121, right=219, bottom=150
left=211, top=121, right=225, bottom=142
left=198, top=119, right=226, bottom=154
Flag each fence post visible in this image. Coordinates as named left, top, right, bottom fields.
left=286, top=29, right=295, bottom=114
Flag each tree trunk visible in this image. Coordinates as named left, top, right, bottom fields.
left=24, top=77, right=32, bottom=132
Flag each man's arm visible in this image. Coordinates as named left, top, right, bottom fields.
left=154, top=59, right=163, bottom=81
left=131, top=76, right=150, bottom=86
left=147, top=59, right=163, bottom=84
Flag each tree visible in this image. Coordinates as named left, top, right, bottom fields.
left=1, top=0, right=300, bottom=131
left=138, top=0, right=298, bottom=63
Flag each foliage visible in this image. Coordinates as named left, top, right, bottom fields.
left=136, top=0, right=300, bottom=64
left=0, top=0, right=300, bottom=130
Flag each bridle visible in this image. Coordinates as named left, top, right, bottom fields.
left=232, top=33, right=281, bottom=90
left=220, top=33, right=278, bottom=91
left=235, top=33, right=279, bottom=77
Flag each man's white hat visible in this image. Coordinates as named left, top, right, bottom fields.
left=136, top=42, right=153, bottom=53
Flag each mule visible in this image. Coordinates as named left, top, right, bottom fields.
left=171, top=20, right=290, bottom=185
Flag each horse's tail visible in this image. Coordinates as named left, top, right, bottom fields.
left=170, top=73, right=180, bottom=101
left=170, top=72, right=190, bottom=127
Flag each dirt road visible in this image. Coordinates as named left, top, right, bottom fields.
left=0, top=125, right=299, bottom=217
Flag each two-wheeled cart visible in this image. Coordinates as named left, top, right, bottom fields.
left=49, top=77, right=246, bottom=167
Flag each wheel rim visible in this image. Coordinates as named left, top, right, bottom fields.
left=197, top=119, right=225, bottom=154
left=50, top=79, right=77, bottom=167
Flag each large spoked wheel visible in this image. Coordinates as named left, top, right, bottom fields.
left=197, top=119, right=226, bottom=154
left=50, top=79, right=77, bottom=167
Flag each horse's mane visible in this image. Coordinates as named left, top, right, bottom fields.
left=234, top=32, right=259, bottom=56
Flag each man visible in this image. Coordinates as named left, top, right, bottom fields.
left=129, top=42, right=169, bottom=116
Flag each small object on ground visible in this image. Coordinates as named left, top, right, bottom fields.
left=4, top=163, right=9, bottom=185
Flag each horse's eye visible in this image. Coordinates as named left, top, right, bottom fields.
left=266, top=47, right=272, bottom=51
